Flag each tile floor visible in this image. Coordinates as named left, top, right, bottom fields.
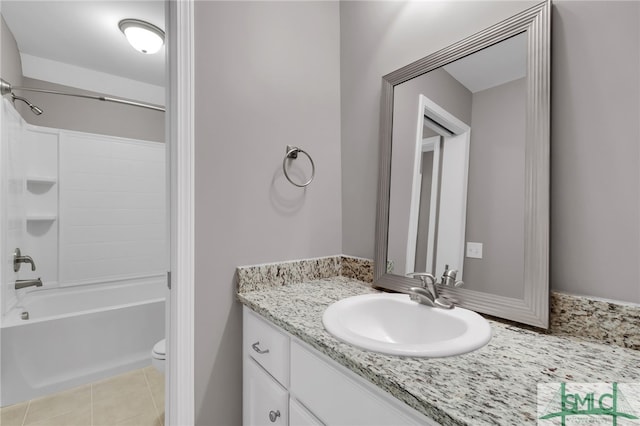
left=0, top=367, right=164, bottom=426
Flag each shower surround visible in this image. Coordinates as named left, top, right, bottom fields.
left=0, top=98, right=168, bottom=406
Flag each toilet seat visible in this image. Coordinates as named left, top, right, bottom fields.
left=152, top=339, right=166, bottom=360
left=151, top=338, right=166, bottom=373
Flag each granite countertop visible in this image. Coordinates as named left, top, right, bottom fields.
left=237, top=276, right=640, bottom=426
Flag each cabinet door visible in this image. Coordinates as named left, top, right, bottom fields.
left=290, top=342, right=434, bottom=425
left=243, top=357, right=289, bottom=426
left=290, top=398, right=323, bottom=426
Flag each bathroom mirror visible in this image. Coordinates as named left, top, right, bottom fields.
left=374, top=1, right=550, bottom=328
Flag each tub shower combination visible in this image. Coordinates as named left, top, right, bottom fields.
left=0, top=96, right=167, bottom=406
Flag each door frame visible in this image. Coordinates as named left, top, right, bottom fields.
left=167, top=0, right=195, bottom=424
left=405, top=133, right=440, bottom=275
left=404, top=95, right=470, bottom=277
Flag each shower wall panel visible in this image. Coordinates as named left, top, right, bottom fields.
left=58, top=133, right=166, bottom=286
left=22, top=127, right=59, bottom=288
left=1, top=98, right=25, bottom=315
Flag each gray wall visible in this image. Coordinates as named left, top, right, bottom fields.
left=193, top=2, right=341, bottom=425
left=18, top=78, right=164, bottom=142
left=0, top=15, right=23, bottom=115
left=415, top=150, right=434, bottom=272
left=340, top=1, right=640, bottom=303
left=464, top=78, right=526, bottom=299
left=551, top=1, right=640, bottom=302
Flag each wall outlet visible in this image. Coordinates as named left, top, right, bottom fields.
left=466, top=242, right=483, bottom=259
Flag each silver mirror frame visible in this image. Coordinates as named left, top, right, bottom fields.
left=374, top=1, right=550, bottom=328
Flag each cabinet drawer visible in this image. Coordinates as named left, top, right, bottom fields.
left=290, top=342, right=429, bottom=425
left=243, top=358, right=289, bottom=426
left=243, top=308, right=290, bottom=387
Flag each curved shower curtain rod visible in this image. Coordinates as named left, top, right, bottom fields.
left=0, top=78, right=165, bottom=113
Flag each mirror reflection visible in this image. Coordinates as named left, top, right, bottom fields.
left=387, top=32, right=527, bottom=298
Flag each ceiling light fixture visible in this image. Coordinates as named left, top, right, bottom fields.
left=118, top=19, right=165, bottom=54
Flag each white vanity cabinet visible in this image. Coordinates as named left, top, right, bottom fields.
left=243, top=308, right=290, bottom=426
left=243, top=307, right=437, bottom=426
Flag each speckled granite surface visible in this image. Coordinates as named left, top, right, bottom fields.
left=238, top=256, right=640, bottom=350
left=236, top=257, right=340, bottom=292
left=550, top=292, right=640, bottom=351
left=339, top=256, right=374, bottom=283
left=237, top=255, right=373, bottom=292
left=238, top=278, right=640, bottom=426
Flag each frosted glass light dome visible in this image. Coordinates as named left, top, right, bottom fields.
left=119, top=19, right=165, bottom=54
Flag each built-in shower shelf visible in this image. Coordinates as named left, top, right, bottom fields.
left=26, top=176, right=57, bottom=185
left=26, top=215, right=57, bottom=222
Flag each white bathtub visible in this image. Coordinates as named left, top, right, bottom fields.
left=0, top=277, right=165, bottom=406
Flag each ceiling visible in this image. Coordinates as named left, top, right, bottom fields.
left=0, top=1, right=522, bottom=104
left=443, top=32, right=526, bottom=93
left=1, top=1, right=165, bottom=104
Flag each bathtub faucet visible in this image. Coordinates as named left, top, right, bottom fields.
left=15, top=278, right=42, bottom=290
left=13, top=248, right=36, bottom=272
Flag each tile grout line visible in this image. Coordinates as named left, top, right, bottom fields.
left=143, top=368, right=161, bottom=419
left=20, top=401, right=30, bottom=426
left=11, top=368, right=155, bottom=426
left=90, top=383, right=94, bottom=426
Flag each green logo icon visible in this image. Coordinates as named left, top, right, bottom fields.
left=539, top=383, right=639, bottom=425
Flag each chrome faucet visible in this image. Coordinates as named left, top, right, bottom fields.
left=440, top=265, right=464, bottom=288
left=406, top=265, right=464, bottom=309
left=15, top=278, right=43, bottom=290
left=406, top=272, right=438, bottom=305
left=13, top=248, right=36, bottom=272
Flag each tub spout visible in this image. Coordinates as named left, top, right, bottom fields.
left=15, top=278, right=42, bottom=290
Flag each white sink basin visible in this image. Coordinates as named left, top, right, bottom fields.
left=322, top=293, right=491, bottom=357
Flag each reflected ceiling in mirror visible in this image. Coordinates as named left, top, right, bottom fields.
left=374, top=1, right=550, bottom=328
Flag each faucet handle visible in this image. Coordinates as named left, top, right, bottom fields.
left=13, top=248, right=36, bottom=272
left=406, top=272, right=436, bottom=287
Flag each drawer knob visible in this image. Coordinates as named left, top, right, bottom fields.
left=269, top=410, right=280, bottom=422
left=252, top=341, right=270, bottom=354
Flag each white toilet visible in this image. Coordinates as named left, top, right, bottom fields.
left=151, top=339, right=166, bottom=373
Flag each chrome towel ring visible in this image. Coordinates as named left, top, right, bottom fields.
left=283, top=145, right=315, bottom=188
